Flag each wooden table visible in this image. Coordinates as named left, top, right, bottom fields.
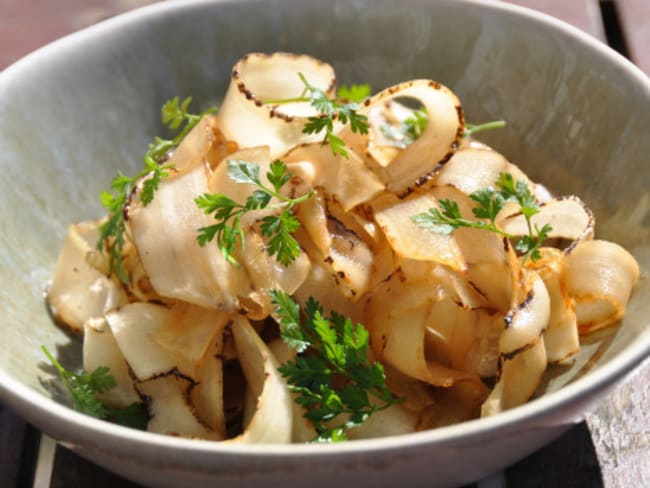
left=1, top=1, right=648, bottom=486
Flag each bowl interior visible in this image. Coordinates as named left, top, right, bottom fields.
left=0, top=0, right=648, bottom=456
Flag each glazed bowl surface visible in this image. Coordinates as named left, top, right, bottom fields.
left=0, top=0, right=648, bottom=486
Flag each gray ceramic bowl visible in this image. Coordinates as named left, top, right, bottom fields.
left=1, top=0, right=648, bottom=486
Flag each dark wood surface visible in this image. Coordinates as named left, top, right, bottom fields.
left=1, top=1, right=648, bottom=487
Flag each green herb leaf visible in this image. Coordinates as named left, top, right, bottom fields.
left=265, top=74, right=370, bottom=158
left=106, top=402, right=149, bottom=430
left=412, top=172, right=551, bottom=263
left=227, top=159, right=262, bottom=185
left=382, top=109, right=505, bottom=148
left=379, top=107, right=428, bottom=149
left=196, top=159, right=312, bottom=266
left=261, top=211, right=302, bottom=266
left=42, top=346, right=147, bottom=426
left=98, top=97, right=217, bottom=283
left=267, top=158, right=292, bottom=192
left=337, top=83, right=371, bottom=103
left=270, top=291, right=402, bottom=442
left=470, top=188, right=505, bottom=222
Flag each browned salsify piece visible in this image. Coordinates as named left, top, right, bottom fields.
left=564, top=239, right=640, bottom=334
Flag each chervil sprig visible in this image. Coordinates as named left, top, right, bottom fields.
left=42, top=346, right=148, bottom=429
left=97, top=97, right=216, bottom=283
left=380, top=106, right=505, bottom=148
left=265, top=74, right=370, bottom=158
left=412, top=173, right=552, bottom=262
left=494, top=173, right=552, bottom=261
left=195, top=159, right=313, bottom=266
left=336, top=83, right=372, bottom=103
left=380, top=108, right=428, bottom=148
left=270, top=290, right=402, bottom=442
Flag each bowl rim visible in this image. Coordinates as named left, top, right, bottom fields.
left=1, top=0, right=649, bottom=460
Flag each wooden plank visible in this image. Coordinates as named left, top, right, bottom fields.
left=0, top=404, right=28, bottom=486
left=0, top=403, right=40, bottom=487
left=615, top=0, right=650, bottom=74
left=505, top=422, right=603, bottom=486
left=503, top=0, right=606, bottom=40
left=587, top=358, right=650, bottom=487
left=50, top=445, right=143, bottom=488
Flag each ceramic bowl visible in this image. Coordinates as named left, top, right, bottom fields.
left=0, top=0, right=648, bottom=486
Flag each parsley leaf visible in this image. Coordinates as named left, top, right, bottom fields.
left=270, top=291, right=402, bottom=442
left=97, top=96, right=216, bottom=283
left=42, top=346, right=147, bottom=428
left=265, top=74, right=370, bottom=158
left=388, top=108, right=429, bottom=148
left=196, top=159, right=313, bottom=266
left=412, top=172, right=551, bottom=263
left=336, top=83, right=372, bottom=103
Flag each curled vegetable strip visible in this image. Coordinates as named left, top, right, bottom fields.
left=433, top=147, right=510, bottom=194
left=294, top=194, right=375, bottom=302
left=45, top=52, right=642, bottom=442
left=136, top=373, right=222, bottom=440
left=267, top=339, right=319, bottom=443
left=284, top=142, right=384, bottom=211
left=191, top=335, right=227, bottom=438
left=106, top=302, right=229, bottom=437
left=432, top=184, right=518, bottom=313
left=129, top=164, right=250, bottom=310
left=564, top=240, right=640, bottom=334
left=366, top=270, right=488, bottom=395
left=48, top=221, right=127, bottom=334
left=482, top=272, right=550, bottom=416
left=498, top=195, right=595, bottom=249
left=361, top=79, right=464, bottom=194
left=525, top=248, right=579, bottom=363
left=215, top=53, right=336, bottom=159
left=83, top=317, right=139, bottom=408
left=105, top=303, right=177, bottom=377
left=228, top=316, right=293, bottom=444
left=371, top=191, right=466, bottom=272
left=164, top=115, right=236, bottom=173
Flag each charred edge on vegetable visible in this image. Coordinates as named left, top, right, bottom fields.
left=396, top=106, right=464, bottom=199
left=248, top=52, right=337, bottom=94
left=133, top=368, right=197, bottom=425
left=467, top=280, right=489, bottom=300
left=43, top=294, right=84, bottom=338
left=503, top=236, right=511, bottom=252
left=268, top=106, right=294, bottom=122
left=182, top=378, right=217, bottom=433
left=503, top=289, right=535, bottom=329
left=235, top=53, right=336, bottom=121
left=500, top=333, right=542, bottom=361
left=326, top=215, right=362, bottom=244
left=396, top=267, right=407, bottom=283
left=143, top=367, right=198, bottom=385
left=144, top=370, right=214, bottom=433
left=560, top=195, right=595, bottom=255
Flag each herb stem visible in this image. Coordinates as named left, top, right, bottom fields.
left=465, top=120, right=506, bottom=137
left=41, top=346, right=74, bottom=394
left=263, top=96, right=311, bottom=105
